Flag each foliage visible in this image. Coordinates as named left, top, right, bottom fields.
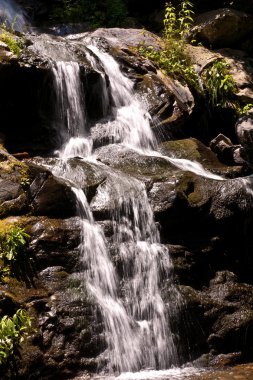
left=163, top=0, right=194, bottom=41
left=237, top=103, right=253, bottom=116
left=0, top=225, right=30, bottom=277
left=0, top=309, right=32, bottom=368
left=139, top=1, right=200, bottom=90
left=139, top=1, right=240, bottom=109
left=0, top=19, right=23, bottom=57
left=202, top=60, right=236, bottom=108
left=50, top=0, right=127, bottom=27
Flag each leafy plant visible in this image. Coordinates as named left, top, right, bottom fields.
left=139, top=1, right=200, bottom=90
left=0, top=225, right=30, bottom=277
left=237, top=103, right=253, bottom=116
left=0, top=309, right=32, bottom=367
left=202, top=60, right=236, bottom=108
left=0, top=19, right=23, bottom=56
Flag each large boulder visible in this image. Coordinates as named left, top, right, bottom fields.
left=193, top=8, right=253, bottom=48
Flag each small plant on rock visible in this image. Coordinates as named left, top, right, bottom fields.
left=0, top=225, right=30, bottom=278
left=202, top=59, right=236, bottom=108
left=139, top=1, right=200, bottom=90
left=0, top=19, right=23, bottom=56
left=0, top=309, right=32, bottom=369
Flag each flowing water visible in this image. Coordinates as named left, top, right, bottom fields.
left=37, top=41, right=225, bottom=374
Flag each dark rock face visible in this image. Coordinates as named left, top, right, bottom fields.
left=1, top=216, right=104, bottom=380
left=193, top=9, right=253, bottom=48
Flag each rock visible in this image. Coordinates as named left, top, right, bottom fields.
left=1, top=213, right=103, bottom=379
left=193, top=9, right=253, bottom=48
left=210, top=134, right=242, bottom=165
left=216, top=48, right=253, bottom=103
left=28, top=157, right=107, bottom=201
left=135, top=72, right=192, bottom=141
left=235, top=113, right=253, bottom=166
left=77, top=28, right=164, bottom=51
left=22, top=216, right=81, bottom=271
left=95, top=144, right=177, bottom=184
left=180, top=271, right=253, bottom=361
left=0, top=149, right=29, bottom=217
left=187, top=45, right=253, bottom=104
left=186, top=44, right=222, bottom=73
left=159, top=138, right=244, bottom=177
left=27, top=163, right=76, bottom=217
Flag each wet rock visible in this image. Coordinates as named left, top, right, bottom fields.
left=95, top=144, right=177, bottom=185
left=159, top=138, right=244, bottom=177
left=180, top=271, right=253, bottom=362
left=28, top=157, right=107, bottom=201
left=2, top=213, right=103, bottom=379
left=27, top=163, right=76, bottom=217
left=21, top=216, right=81, bottom=271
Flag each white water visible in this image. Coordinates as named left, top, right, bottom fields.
left=91, top=172, right=181, bottom=371
left=0, top=0, right=27, bottom=31
left=48, top=44, right=225, bottom=374
left=87, top=45, right=155, bottom=152
left=80, top=366, right=205, bottom=380
left=52, top=61, right=92, bottom=157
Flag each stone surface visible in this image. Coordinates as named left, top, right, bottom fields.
left=235, top=113, right=253, bottom=166
left=193, top=9, right=253, bottom=48
left=27, top=163, right=76, bottom=217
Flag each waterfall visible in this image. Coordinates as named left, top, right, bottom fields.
left=98, top=175, right=181, bottom=370
left=48, top=45, right=186, bottom=374
left=0, top=0, right=27, bottom=32
left=87, top=45, right=156, bottom=152
left=52, top=61, right=92, bottom=157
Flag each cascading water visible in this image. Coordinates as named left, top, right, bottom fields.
left=52, top=61, right=92, bottom=157
left=44, top=41, right=223, bottom=375
left=87, top=45, right=155, bottom=152
left=94, top=175, right=181, bottom=371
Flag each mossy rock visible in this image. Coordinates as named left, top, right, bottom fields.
left=0, top=149, right=30, bottom=217
left=159, top=138, right=244, bottom=178
left=176, top=171, right=210, bottom=207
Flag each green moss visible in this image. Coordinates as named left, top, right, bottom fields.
left=0, top=156, right=30, bottom=187
left=177, top=172, right=205, bottom=206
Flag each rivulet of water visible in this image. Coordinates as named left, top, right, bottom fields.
left=87, top=45, right=155, bottom=152
left=52, top=61, right=92, bottom=157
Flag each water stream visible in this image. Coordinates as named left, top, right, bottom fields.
left=36, top=42, right=224, bottom=375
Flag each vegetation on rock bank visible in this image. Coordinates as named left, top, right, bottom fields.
left=140, top=0, right=251, bottom=115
